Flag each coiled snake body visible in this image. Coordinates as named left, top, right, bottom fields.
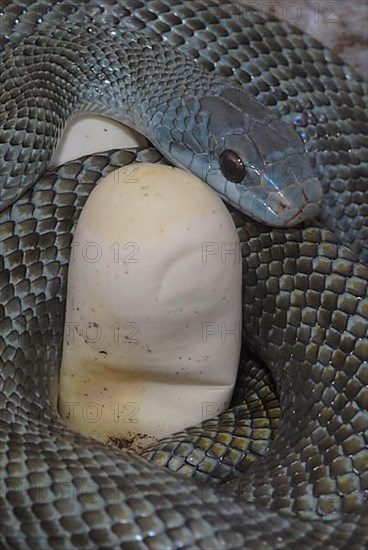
left=0, top=1, right=367, bottom=548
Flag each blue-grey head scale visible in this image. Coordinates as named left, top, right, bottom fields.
left=159, top=85, right=322, bottom=227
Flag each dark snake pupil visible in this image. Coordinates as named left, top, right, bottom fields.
left=219, top=150, right=246, bottom=183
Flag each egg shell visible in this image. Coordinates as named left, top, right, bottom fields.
left=59, top=163, right=242, bottom=451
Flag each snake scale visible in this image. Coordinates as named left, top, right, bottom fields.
left=0, top=1, right=367, bottom=548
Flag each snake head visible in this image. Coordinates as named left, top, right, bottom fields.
left=154, top=87, right=322, bottom=227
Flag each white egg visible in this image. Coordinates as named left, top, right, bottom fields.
left=59, top=163, right=242, bottom=452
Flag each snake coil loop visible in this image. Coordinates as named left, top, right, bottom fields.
left=0, top=1, right=367, bottom=548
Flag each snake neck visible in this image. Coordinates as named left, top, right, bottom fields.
left=0, top=20, right=324, bottom=228
left=0, top=22, right=221, bottom=210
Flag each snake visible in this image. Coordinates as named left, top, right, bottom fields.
left=0, top=0, right=367, bottom=548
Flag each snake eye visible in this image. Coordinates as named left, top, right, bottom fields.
left=219, top=150, right=246, bottom=183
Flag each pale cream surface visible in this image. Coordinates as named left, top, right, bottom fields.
left=52, top=114, right=147, bottom=166
left=59, top=163, right=242, bottom=451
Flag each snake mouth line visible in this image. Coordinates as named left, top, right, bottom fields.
left=279, top=201, right=321, bottom=227
left=217, top=189, right=320, bottom=228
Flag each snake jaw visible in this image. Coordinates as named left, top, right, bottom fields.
left=235, top=187, right=320, bottom=227
left=263, top=156, right=323, bottom=225
left=264, top=190, right=321, bottom=227
left=257, top=156, right=323, bottom=226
